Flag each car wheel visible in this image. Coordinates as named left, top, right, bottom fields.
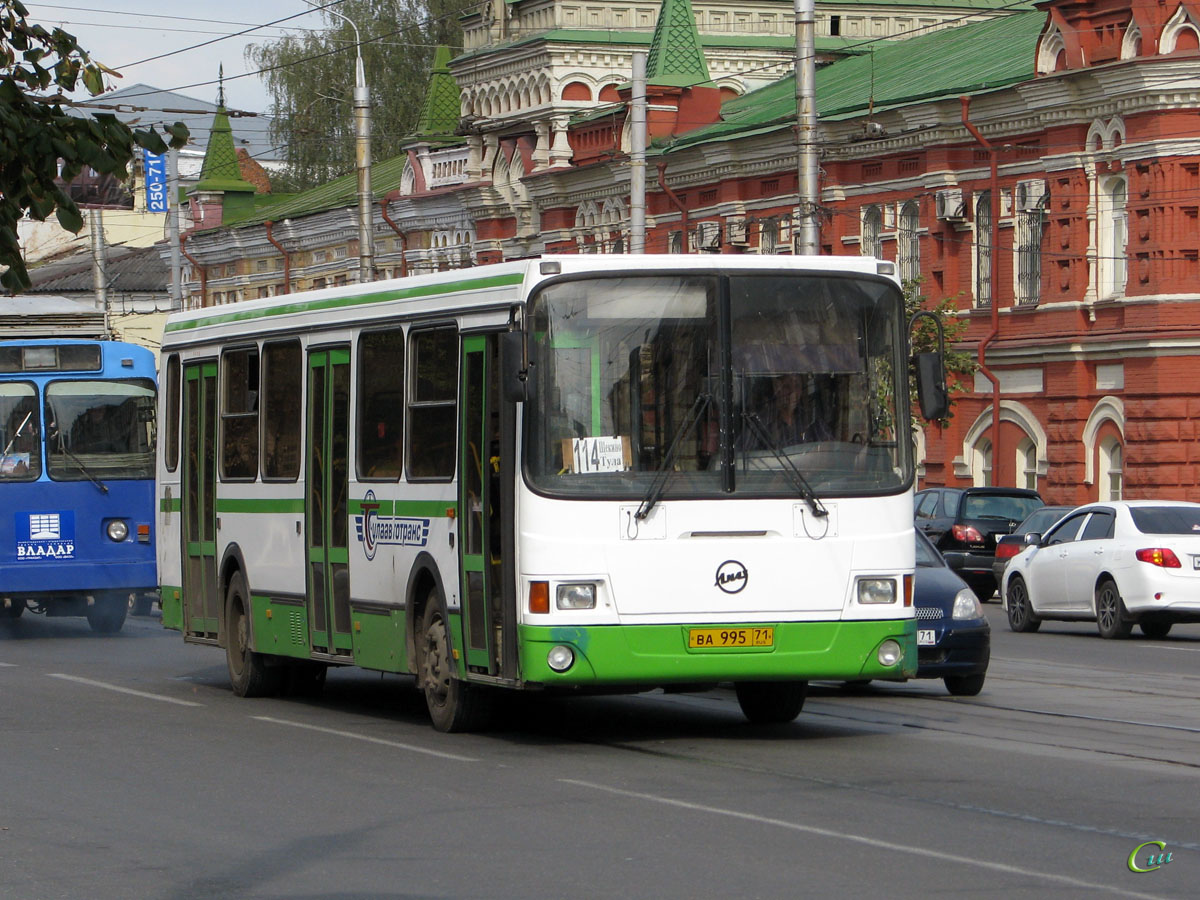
left=734, top=681, right=808, bottom=724
left=944, top=673, right=985, bottom=696
left=1095, top=579, right=1133, bottom=639
left=967, top=576, right=997, bottom=602
left=1005, top=576, right=1041, bottom=633
left=86, top=592, right=128, bottom=634
left=1139, top=619, right=1172, bottom=640
left=418, top=595, right=489, bottom=733
left=226, top=572, right=282, bottom=697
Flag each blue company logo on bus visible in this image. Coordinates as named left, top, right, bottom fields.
left=15, top=511, right=76, bottom=561
left=354, top=491, right=430, bottom=560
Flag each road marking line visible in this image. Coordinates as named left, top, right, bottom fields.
left=47, top=673, right=204, bottom=707
left=560, top=779, right=1171, bottom=900
left=0, top=662, right=17, bottom=667
left=1138, top=644, right=1200, bottom=653
left=251, top=716, right=479, bottom=762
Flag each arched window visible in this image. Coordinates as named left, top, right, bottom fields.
left=974, top=191, right=992, bottom=308
left=1161, top=7, right=1200, bottom=52
left=898, top=201, right=920, bottom=283
left=1016, top=437, right=1038, bottom=490
left=973, top=438, right=993, bottom=487
left=1097, top=176, right=1127, bottom=299
left=562, top=81, right=592, bottom=102
left=598, top=84, right=620, bottom=102
left=1015, top=191, right=1047, bottom=306
left=1098, top=437, right=1123, bottom=500
left=861, top=205, right=882, bottom=258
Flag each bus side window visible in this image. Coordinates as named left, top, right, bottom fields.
left=221, top=346, right=259, bottom=480
left=407, top=327, right=457, bottom=480
left=262, top=341, right=301, bottom=480
left=357, top=328, right=404, bottom=480
left=164, top=354, right=180, bottom=472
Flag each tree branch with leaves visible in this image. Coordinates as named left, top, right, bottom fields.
left=0, top=0, right=188, bottom=292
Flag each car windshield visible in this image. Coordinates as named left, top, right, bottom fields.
left=45, top=379, right=156, bottom=480
left=526, top=272, right=911, bottom=499
left=962, top=494, right=1043, bottom=521
left=1021, top=506, right=1071, bottom=533
left=1129, top=506, right=1200, bottom=535
left=0, top=381, right=40, bottom=481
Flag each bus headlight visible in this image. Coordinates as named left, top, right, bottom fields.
left=878, top=640, right=902, bottom=667
left=106, top=520, right=129, bottom=542
left=857, top=578, right=896, bottom=604
left=556, top=583, right=596, bottom=610
left=547, top=645, right=575, bottom=672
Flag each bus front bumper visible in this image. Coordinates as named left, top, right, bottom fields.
left=517, top=619, right=917, bottom=686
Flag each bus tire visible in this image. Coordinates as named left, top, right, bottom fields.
left=734, top=681, right=807, bottom=724
left=3, top=600, right=24, bottom=619
left=129, top=594, right=155, bottom=617
left=226, top=572, right=281, bottom=698
left=86, top=593, right=127, bottom=633
left=418, top=596, right=488, bottom=733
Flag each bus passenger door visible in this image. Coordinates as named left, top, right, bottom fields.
left=182, top=361, right=219, bottom=636
left=459, top=334, right=515, bottom=677
left=306, top=347, right=352, bottom=656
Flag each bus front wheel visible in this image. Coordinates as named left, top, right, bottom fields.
left=418, top=597, right=487, bottom=733
left=734, top=681, right=807, bottom=725
left=226, top=572, right=281, bottom=698
left=86, top=593, right=127, bottom=633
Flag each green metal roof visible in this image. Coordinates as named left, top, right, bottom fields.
left=194, top=106, right=256, bottom=194
left=218, top=154, right=409, bottom=230
left=413, top=45, right=463, bottom=140
left=665, top=9, right=1045, bottom=152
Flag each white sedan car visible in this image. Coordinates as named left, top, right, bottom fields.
left=1002, top=500, right=1200, bottom=639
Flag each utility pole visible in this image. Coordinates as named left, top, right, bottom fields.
left=89, top=209, right=110, bottom=336
left=168, top=146, right=183, bottom=309
left=794, top=0, right=820, bottom=255
left=630, top=52, right=647, bottom=254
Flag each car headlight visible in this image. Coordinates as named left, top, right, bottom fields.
left=952, top=588, right=983, bottom=620
left=556, top=583, right=596, bottom=610
left=857, top=578, right=897, bottom=604
left=106, top=520, right=129, bottom=542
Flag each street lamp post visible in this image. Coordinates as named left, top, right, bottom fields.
left=304, top=0, right=374, bottom=282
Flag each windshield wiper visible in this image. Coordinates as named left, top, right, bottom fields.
left=50, top=429, right=108, bottom=494
left=634, top=393, right=711, bottom=521
left=2, top=411, right=32, bottom=456
left=740, top=413, right=828, bottom=519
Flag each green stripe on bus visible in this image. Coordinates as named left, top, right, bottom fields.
left=159, top=497, right=182, bottom=512
left=215, top=498, right=306, bottom=513
left=165, top=273, right=525, bottom=332
left=349, top=498, right=457, bottom=517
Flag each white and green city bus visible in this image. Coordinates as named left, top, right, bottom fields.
left=157, top=255, right=943, bottom=731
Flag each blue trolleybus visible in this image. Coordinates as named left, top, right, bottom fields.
left=0, top=340, right=158, bottom=632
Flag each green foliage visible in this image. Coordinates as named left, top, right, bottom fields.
left=905, top=278, right=976, bottom=426
left=247, top=0, right=475, bottom=190
left=0, top=0, right=188, bottom=292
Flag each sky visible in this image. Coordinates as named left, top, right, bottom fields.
left=27, top=2, right=340, bottom=115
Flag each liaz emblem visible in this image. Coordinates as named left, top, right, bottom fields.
left=714, top=559, right=748, bottom=594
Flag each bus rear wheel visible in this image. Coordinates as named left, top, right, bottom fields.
left=226, top=573, right=281, bottom=697
left=418, top=597, right=487, bottom=733
left=86, top=593, right=127, bottom=633
left=734, top=681, right=808, bottom=724
left=3, top=600, right=24, bottom=619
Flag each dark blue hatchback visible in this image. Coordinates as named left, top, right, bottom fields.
left=912, top=529, right=991, bottom=695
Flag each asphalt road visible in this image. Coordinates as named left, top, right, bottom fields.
left=2, top=605, right=1197, bottom=900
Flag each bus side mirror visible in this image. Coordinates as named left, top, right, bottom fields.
left=914, top=352, right=948, bottom=421
left=501, top=330, right=530, bottom=403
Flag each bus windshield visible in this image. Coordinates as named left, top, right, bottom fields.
left=527, top=273, right=910, bottom=499
left=45, top=379, right=156, bottom=480
left=0, top=382, right=41, bottom=481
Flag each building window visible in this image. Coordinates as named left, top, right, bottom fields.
left=669, top=231, right=683, bottom=253
left=1016, top=437, right=1038, bottom=490
left=972, top=438, right=992, bottom=487
left=861, top=205, right=882, bottom=258
left=1015, top=203, right=1046, bottom=306
left=898, top=201, right=920, bottom=283
left=1098, top=176, right=1127, bottom=299
left=1098, top=437, right=1123, bottom=500
left=975, top=191, right=992, bottom=308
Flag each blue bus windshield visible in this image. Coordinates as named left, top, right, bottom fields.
left=0, top=381, right=41, bottom=480
left=45, top=379, right=156, bottom=480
